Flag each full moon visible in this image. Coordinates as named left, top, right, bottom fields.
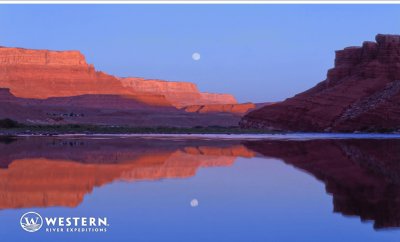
left=192, top=52, right=201, bottom=61
left=190, top=199, right=199, bottom=207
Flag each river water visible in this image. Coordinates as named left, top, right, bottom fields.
left=0, top=134, right=399, bottom=241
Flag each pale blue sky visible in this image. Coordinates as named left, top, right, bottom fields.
left=0, top=4, right=399, bottom=102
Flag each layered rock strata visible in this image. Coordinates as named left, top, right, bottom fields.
left=241, top=34, right=400, bottom=132
left=0, top=47, right=238, bottom=108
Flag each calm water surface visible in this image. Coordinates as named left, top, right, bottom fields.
left=0, top=135, right=400, bottom=241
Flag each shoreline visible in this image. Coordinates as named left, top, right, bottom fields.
left=2, top=123, right=400, bottom=140
left=3, top=132, right=400, bottom=141
left=0, top=123, right=274, bottom=136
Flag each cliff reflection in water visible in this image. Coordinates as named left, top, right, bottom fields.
left=1, top=136, right=400, bottom=230
left=245, top=139, right=400, bottom=230
left=0, top=137, right=254, bottom=209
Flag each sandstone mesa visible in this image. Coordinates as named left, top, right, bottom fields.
left=0, top=46, right=241, bottom=108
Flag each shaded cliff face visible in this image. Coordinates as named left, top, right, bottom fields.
left=0, top=88, right=243, bottom=127
left=0, top=47, right=238, bottom=108
left=0, top=137, right=253, bottom=209
left=241, top=34, right=400, bottom=132
left=244, top=139, right=400, bottom=229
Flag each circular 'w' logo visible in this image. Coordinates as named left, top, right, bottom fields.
left=20, top=212, right=43, bottom=232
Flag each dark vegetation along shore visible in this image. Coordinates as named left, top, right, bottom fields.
left=2, top=118, right=399, bottom=136
left=0, top=119, right=271, bottom=135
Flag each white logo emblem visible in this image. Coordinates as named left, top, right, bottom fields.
left=20, top=212, right=43, bottom=232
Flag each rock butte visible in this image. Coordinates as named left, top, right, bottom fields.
left=241, top=34, right=400, bottom=132
left=0, top=46, right=241, bottom=109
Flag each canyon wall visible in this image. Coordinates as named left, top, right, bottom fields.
left=0, top=47, right=172, bottom=106
left=0, top=47, right=87, bottom=65
left=0, top=46, right=238, bottom=108
left=120, top=77, right=237, bottom=107
left=241, top=34, right=400, bottom=132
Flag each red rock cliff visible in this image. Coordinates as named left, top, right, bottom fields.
left=0, top=46, right=239, bottom=108
left=0, top=47, right=172, bottom=106
left=120, top=77, right=237, bottom=108
left=241, top=34, right=400, bottom=132
left=0, top=47, right=86, bottom=65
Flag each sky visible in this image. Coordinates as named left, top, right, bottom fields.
left=0, top=4, right=399, bottom=103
